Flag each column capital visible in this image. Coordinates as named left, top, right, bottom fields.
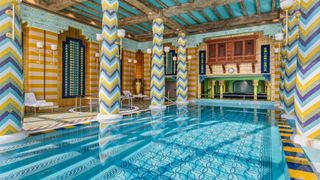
left=219, top=80, right=225, bottom=85
left=253, top=79, right=259, bottom=86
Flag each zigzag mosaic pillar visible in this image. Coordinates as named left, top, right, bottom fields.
left=282, top=2, right=299, bottom=118
left=0, top=0, right=28, bottom=144
left=293, top=0, right=320, bottom=146
left=97, top=0, right=122, bottom=121
left=150, top=18, right=166, bottom=111
left=176, top=31, right=188, bottom=105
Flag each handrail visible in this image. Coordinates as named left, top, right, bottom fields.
left=164, top=96, right=174, bottom=103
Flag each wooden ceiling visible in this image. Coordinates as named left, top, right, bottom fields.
left=23, top=0, right=281, bottom=41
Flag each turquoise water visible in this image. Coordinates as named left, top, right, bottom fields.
left=0, top=105, right=288, bottom=179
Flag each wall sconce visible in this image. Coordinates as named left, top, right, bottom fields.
left=117, top=29, right=126, bottom=61
left=5, top=0, right=22, bottom=40
left=50, top=44, right=57, bottom=65
left=95, top=52, right=100, bottom=69
left=36, top=42, right=44, bottom=64
left=147, top=48, right=152, bottom=55
left=187, top=55, right=192, bottom=71
left=173, top=56, right=177, bottom=74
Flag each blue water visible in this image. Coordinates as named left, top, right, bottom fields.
left=0, top=105, right=288, bottom=179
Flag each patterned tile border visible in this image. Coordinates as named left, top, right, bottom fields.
left=276, top=118, right=318, bottom=179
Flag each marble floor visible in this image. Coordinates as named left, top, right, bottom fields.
left=23, top=99, right=156, bottom=133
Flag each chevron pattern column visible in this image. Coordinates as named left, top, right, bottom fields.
left=176, top=31, right=188, bottom=105
left=293, top=0, right=320, bottom=143
left=150, top=18, right=166, bottom=111
left=280, top=20, right=286, bottom=109
left=97, top=0, right=122, bottom=121
left=0, top=0, right=28, bottom=143
left=283, top=2, right=300, bottom=117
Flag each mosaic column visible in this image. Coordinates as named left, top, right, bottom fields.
left=293, top=0, right=320, bottom=145
left=219, top=80, right=224, bottom=99
left=0, top=0, right=28, bottom=144
left=253, top=80, right=259, bottom=100
left=176, top=31, right=188, bottom=105
left=283, top=1, right=300, bottom=118
left=97, top=0, right=122, bottom=121
left=210, top=80, right=216, bottom=99
left=149, top=18, right=166, bottom=111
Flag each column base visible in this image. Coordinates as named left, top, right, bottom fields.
left=97, top=114, right=123, bottom=123
left=175, top=101, right=189, bottom=106
left=291, top=135, right=320, bottom=150
left=281, top=114, right=296, bottom=120
left=149, top=105, right=166, bottom=111
left=0, top=130, right=29, bottom=145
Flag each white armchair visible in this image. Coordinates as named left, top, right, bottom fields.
left=25, top=93, right=54, bottom=115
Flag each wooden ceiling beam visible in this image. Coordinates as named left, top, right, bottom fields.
left=200, top=11, right=211, bottom=22
left=240, top=1, right=247, bottom=16
left=135, top=11, right=279, bottom=41
left=188, top=13, right=202, bottom=24
left=154, top=0, right=169, bottom=8
left=224, top=4, right=233, bottom=18
left=125, top=0, right=183, bottom=33
left=272, top=0, right=276, bottom=11
left=211, top=7, right=222, bottom=20
left=256, top=0, right=261, bottom=15
left=47, top=0, right=87, bottom=11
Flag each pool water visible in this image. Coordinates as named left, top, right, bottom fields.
left=0, top=104, right=288, bottom=179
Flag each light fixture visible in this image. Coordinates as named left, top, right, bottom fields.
left=5, top=0, right=22, bottom=40
left=187, top=55, right=192, bottom=60
left=173, top=56, right=177, bottom=61
left=95, top=52, right=100, bottom=58
left=274, top=48, right=280, bottom=53
left=117, top=29, right=126, bottom=38
left=275, top=33, right=284, bottom=41
left=147, top=48, right=152, bottom=54
left=96, top=33, right=102, bottom=42
left=281, top=0, right=294, bottom=45
left=36, top=42, right=44, bottom=64
left=128, top=59, right=132, bottom=63
left=164, top=46, right=170, bottom=53
left=133, top=60, right=137, bottom=64
left=50, top=44, right=57, bottom=65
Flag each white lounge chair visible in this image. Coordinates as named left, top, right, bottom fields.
left=25, top=93, right=54, bottom=115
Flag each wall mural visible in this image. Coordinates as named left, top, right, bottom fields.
left=62, top=38, right=86, bottom=98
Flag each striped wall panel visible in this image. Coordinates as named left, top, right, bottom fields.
left=280, top=20, right=286, bottom=109
left=0, top=0, right=24, bottom=135
left=187, top=48, right=198, bottom=99
left=23, top=27, right=58, bottom=103
left=143, top=53, right=151, bottom=97
left=86, top=42, right=99, bottom=96
left=122, top=50, right=136, bottom=93
left=295, top=0, right=320, bottom=139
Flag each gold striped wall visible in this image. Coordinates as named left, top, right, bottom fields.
left=187, top=48, right=199, bottom=99
left=87, top=42, right=99, bottom=96
left=143, top=53, right=151, bottom=97
left=23, top=27, right=59, bottom=104
left=122, top=50, right=136, bottom=93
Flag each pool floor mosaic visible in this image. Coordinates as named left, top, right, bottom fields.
left=0, top=105, right=290, bottom=179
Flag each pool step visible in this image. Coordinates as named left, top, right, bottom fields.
left=276, top=118, right=318, bottom=180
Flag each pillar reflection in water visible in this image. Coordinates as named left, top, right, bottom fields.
left=150, top=110, right=165, bottom=139
left=99, top=121, right=118, bottom=163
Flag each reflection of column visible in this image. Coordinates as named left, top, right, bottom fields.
left=97, top=0, right=122, bottom=121
left=219, top=80, right=224, bottom=99
left=150, top=18, right=165, bottom=111
left=210, top=80, right=216, bottom=98
left=253, top=80, right=259, bottom=100
left=176, top=31, right=188, bottom=105
left=292, top=0, right=320, bottom=147
left=0, top=0, right=28, bottom=144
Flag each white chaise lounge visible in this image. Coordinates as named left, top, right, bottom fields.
left=25, top=93, right=55, bottom=115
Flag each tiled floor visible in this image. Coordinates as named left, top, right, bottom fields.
left=23, top=99, right=153, bottom=133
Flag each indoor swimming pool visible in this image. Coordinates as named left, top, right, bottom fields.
left=0, top=104, right=288, bottom=179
